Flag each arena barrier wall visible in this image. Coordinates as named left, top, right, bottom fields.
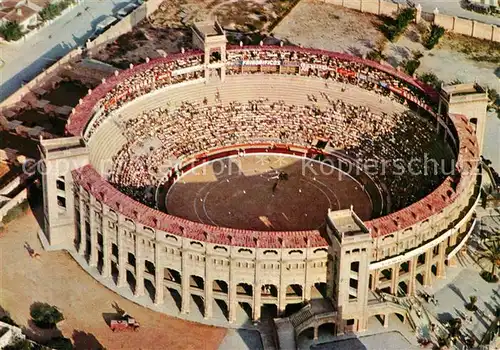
left=320, top=0, right=500, bottom=43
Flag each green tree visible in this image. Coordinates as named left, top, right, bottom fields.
left=30, top=302, right=64, bottom=329
left=425, top=25, right=445, bottom=50
left=478, top=239, right=500, bottom=279
left=0, top=21, right=23, bottom=41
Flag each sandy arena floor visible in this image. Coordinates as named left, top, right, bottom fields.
left=0, top=211, right=226, bottom=350
left=166, top=154, right=373, bottom=231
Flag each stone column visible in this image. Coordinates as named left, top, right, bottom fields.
left=228, top=267, right=238, bottom=324
left=181, top=248, right=190, bottom=314
left=134, top=235, right=145, bottom=297
left=154, top=243, right=164, bottom=305
left=101, top=216, right=111, bottom=278
left=448, top=233, right=458, bottom=267
left=117, top=220, right=127, bottom=288
left=253, top=260, right=261, bottom=321
left=415, top=4, right=422, bottom=23
left=423, top=250, right=432, bottom=286
left=437, top=241, right=447, bottom=278
left=383, top=314, right=389, bottom=328
left=391, top=264, right=400, bottom=295
left=313, top=326, right=319, bottom=340
left=371, top=269, right=380, bottom=291
left=78, top=195, right=85, bottom=256
left=253, top=283, right=261, bottom=321
left=408, top=257, right=418, bottom=295
left=89, top=205, right=98, bottom=267
left=204, top=254, right=213, bottom=319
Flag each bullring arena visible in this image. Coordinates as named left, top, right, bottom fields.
left=39, top=21, right=486, bottom=346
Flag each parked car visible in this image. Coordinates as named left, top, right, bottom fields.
left=88, top=16, right=119, bottom=41
left=117, top=3, right=139, bottom=19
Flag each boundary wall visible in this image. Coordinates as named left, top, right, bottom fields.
left=321, top=0, right=500, bottom=43
left=86, top=0, right=164, bottom=50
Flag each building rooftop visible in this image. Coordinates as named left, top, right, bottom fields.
left=193, top=20, right=224, bottom=38
left=327, top=208, right=369, bottom=237
left=442, top=83, right=486, bottom=97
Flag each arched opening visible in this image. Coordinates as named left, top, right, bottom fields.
left=190, top=275, right=205, bottom=290
left=213, top=280, right=229, bottom=320
left=416, top=273, right=424, bottom=285
left=417, top=253, right=425, bottom=266
left=145, top=260, right=155, bottom=275
left=165, top=268, right=182, bottom=311
left=317, top=322, right=336, bottom=338
left=126, top=270, right=136, bottom=292
left=470, top=118, right=478, bottom=132
left=400, top=262, right=409, bottom=274
left=380, top=287, right=391, bottom=294
left=97, top=250, right=104, bottom=273
left=166, top=268, right=181, bottom=284
left=213, top=280, right=228, bottom=294
left=145, top=279, right=155, bottom=301
left=395, top=313, right=405, bottom=323
left=311, top=282, right=327, bottom=299
left=431, top=264, right=438, bottom=276
left=237, top=283, right=253, bottom=297
left=380, top=268, right=392, bottom=282
left=286, top=284, right=303, bottom=298
left=261, top=284, right=278, bottom=298
left=369, top=273, right=373, bottom=290
left=111, top=261, right=118, bottom=284
left=261, top=303, right=278, bottom=320
left=239, top=302, right=252, bottom=319
left=284, top=302, right=304, bottom=316
left=397, top=281, right=408, bottom=297
left=368, top=314, right=385, bottom=327
left=128, top=252, right=136, bottom=267
left=297, top=327, right=314, bottom=342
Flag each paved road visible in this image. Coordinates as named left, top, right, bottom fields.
left=0, top=0, right=133, bottom=102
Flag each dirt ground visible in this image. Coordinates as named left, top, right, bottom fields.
left=272, top=0, right=499, bottom=92
left=0, top=210, right=226, bottom=350
left=166, top=154, right=373, bottom=231
left=94, top=0, right=295, bottom=66
left=272, top=0, right=386, bottom=55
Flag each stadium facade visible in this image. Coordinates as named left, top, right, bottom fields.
left=39, top=21, right=487, bottom=337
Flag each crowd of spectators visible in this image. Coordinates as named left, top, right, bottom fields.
left=72, top=46, right=455, bottom=214
left=109, top=96, right=452, bottom=211
left=81, top=47, right=437, bottom=141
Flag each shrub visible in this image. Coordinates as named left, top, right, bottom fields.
left=480, top=270, right=499, bottom=283
left=425, top=24, right=445, bottom=50
left=367, top=50, right=385, bottom=62
left=30, top=302, right=64, bottom=329
left=465, top=295, right=478, bottom=311
left=3, top=339, right=33, bottom=350
left=404, top=59, right=420, bottom=75
left=418, top=72, right=443, bottom=90
left=0, top=21, right=23, bottom=41
left=46, top=337, right=73, bottom=350
left=39, top=0, right=75, bottom=22
left=380, top=8, right=416, bottom=42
